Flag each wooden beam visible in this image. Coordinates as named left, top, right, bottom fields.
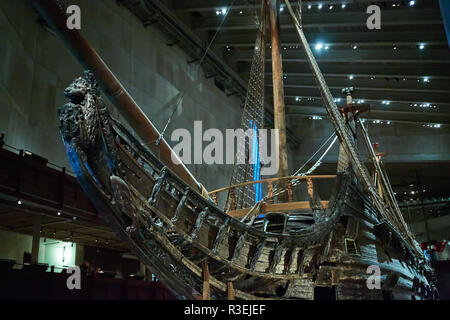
left=227, top=200, right=329, bottom=218
left=202, top=260, right=211, bottom=300
left=268, top=0, right=289, bottom=180
left=227, top=281, right=235, bottom=300
left=210, top=175, right=336, bottom=195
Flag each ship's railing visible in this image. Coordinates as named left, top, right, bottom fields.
left=209, top=175, right=336, bottom=219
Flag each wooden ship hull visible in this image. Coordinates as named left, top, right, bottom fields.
left=58, top=71, right=437, bottom=300
left=32, top=0, right=438, bottom=300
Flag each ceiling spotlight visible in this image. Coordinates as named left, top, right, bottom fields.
left=409, top=0, right=416, bottom=6
left=57, top=211, right=61, bottom=216
left=342, top=4, right=347, bottom=8
left=418, top=43, right=425, bottom=50
left=349, top=75, right=354, bottom=80
left=325, top=45, right=329, bottom=50
left=73, top=216, right=77, bottom=220
left=352, top=44, right=357, bottom=50
left=280, top=6, right=284, bottom=12
left=423, top=77, right=430, bottom=83
left=315, top=42, right=324, bottom=51
left=329, top=5, right=333, bottom=10
left=318, top=4, right=323, bottom=9
left=239, top=10, right=243, bottom=14
left=296, top=97, right=300, bottom=101
left=308, top=5, right=312, bottom=9
left=393, top=45, right=397, bottom=50
left=17, top=200, right=22, bottom=205
left=222, top=8, right=227, bottom=15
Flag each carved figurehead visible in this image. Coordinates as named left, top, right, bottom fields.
left=59, top=71, right=140, bottom=234
left=59, top=70, right=106, bottom=150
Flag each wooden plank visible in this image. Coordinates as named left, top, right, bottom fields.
left=269, top=241, right=284, bottom=273
left=212, top=217, right=229, bottom=254
left=191, top=207, right=209, bottom=240
left=202, top=260, right=211, bottom=300
left=227, top=201, right=329, bottom=218
left=249, top=240, right=266, bottom=272
left=231, top=232, right=248, bottom=262
left=227, top=281, right=235, bottom=300
left=209, top=175, right=336, bottom=195
left=171, top=189, right=189, bottom=224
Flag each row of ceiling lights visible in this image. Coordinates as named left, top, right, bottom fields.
left=16, top=199, right=116, bottom=246
left=279, top=72, right=431, bottom=83
left=17, top=198, right=77, bottom=220
left=226, top=43, right=427, bottom=52
left=296, top=98, right=442, bottom=125
left=423, top=123, right=442, bottom=128
left=297, top=97, right=440, bottom=109
left=301, top=1, right=416, bottom=11
left=313, top=42, right=426, bottom=51
left=411, top=103, right=437, bottom=109
left=348, top=74, right=431, bottom=83
left=282, top=74, right=431, bottom=82
left=304, top=115, right=443, bottom=128
left=217, top=0, right=417, bottom=15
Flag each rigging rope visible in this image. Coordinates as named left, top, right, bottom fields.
left=283, top=0, right=419, bottom=254
left=153, top=0, right=236, bottom=146
left=226, top=1, right=267, bottom=210
left=293, top=131, right=337, bottom=176
left=241, top=130, right=338, bottom=223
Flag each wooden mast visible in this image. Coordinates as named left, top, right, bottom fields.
left=268, top=0, right=289, bottom=179
left=268, top=0, right=289, bottom=202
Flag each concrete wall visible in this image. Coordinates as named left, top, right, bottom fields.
left=412, top=214, right=450, bottom=243
left=0, top=230, right=32, bottom=265
left=287, top=117, right=450, bottom=165
left=0, top=0, right=243, bottom=192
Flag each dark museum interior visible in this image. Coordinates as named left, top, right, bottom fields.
left=0, top=0, right=449, bottom=301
